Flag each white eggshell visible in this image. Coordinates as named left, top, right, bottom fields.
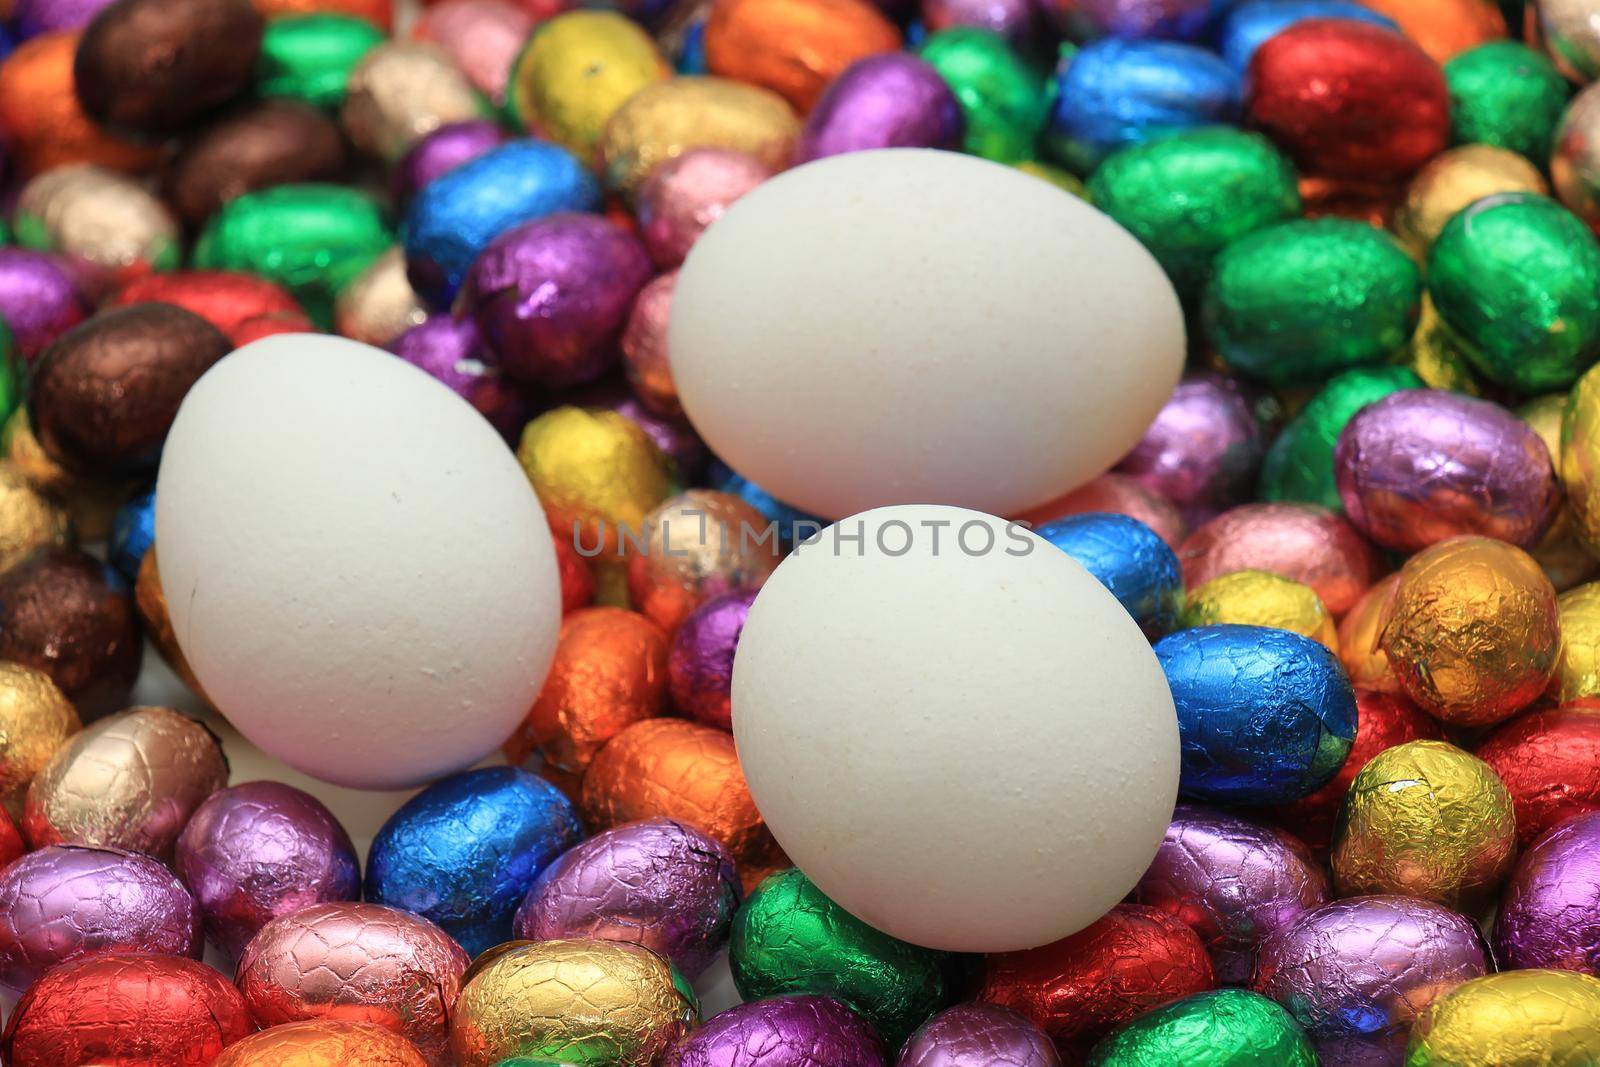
left=731, top=505, right=1180, bottom=953
left=669, top=148, right=1185, bottom=520
left=155, top=334, right=560, bottom=790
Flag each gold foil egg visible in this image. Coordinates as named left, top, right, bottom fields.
left=2, top=409, right=132, bottom=541
left=518, top=406, right=674, bottom=554
left=1331, top=739, right=1516, bottom=911
left=598, top=76, right=800, bottom=198
left=509, top=10, right=668, bottom=159
left=1379, top=535, right=1559, bottom=726
left=626, top=489, right=779, bottom=632
left=136, top=548, right=206, bottom=700
left=0, top=462, right=72, bottom=573
left=213, top=1020, right=429, bottom=1067
left=0, top=662, right=79, bottom=817
left=1520, top=393, right=1599, bottom=591
left=1179, top=569, right=1338, bottom=650
left=1406, top=970, right=1600, bottom=1066
left=1337, top=573, right=1401, bottom=693
left=449, top=938, right=697, bottom=1067
left=704, top=0, right=901, bottom=111
left=14, top=164, right=180, bottom=281
left=1561, top=359, right=1600, bottom=556
left=334, top=246, right=427, bottom=347
left=341, top=42, right=486, bottom=161
left=1393, top=145, right=1547, bottom=256
left=1403, top=294, right=1482, bottom=396
left=1554, top=581, right=1600, bottom=705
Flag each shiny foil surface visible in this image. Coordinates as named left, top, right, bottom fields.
left=1555, top=81, right=1600, bottom=231
left=14, top=163, right=178, bottom=279
left=0, top=844, right=201, bottom=994
left=1131, top=805, right=1327, bottom=985
left=518, top=406, right=674, bottom=552
left=1395, top=145, right=1547, bottom=254
left=704, top=0, right=899, bottom=111
left=1331, top=740, right=1516, bottom=909
left=1087, top=989, right=1315, bottom=1067
left=921, top=0, right=1034, bottom=40
left=916, top=28, right=1049, bottom=164
left=333, top=245, right=427, bottom=347
left=514, top=817, right=740, bottom=979
left=24, top=704, right=227, bottom=859
left=0, top=810, right=23, bottom=869
left=256, top=13, right=386, bottom=110
left=1179, top=570, right=1337, bottom=650
left=1402, top=294, right=1481, bottom=395
left=13, top=0, right=115, bottom=38
left=1217, top=0, right=1397, bottom=71
left=1337, top=576, right=1400, bottom=690
left=622, top=271, right=678, bottom=416
left=508, top=10, right=666, bottom=157
left=365, top=766, right=582, bottom=956
left=899, top=1003, right=1058, bottom=1067
left=1446, top=41, right=1569, bottom=163
left=1555, top=582, right=1600, bottom=703
left=391, top=120, right=504, bottom=206
left=1517, top=394, right=1597, bottom=592
left=976, top=904, right=1215, bottom=1060
left=450, top=938, right=698, bottom=1067
left=0, top=247, right=90, bottom=359
left=634, top=148, right=771, bottom=270
left=579, top=381, right=709, bottom=483
left=339, top=41, right=483, bottom=161
left=1477, top=705, right=1600, bottom=847
left=0, top=952, right=253, bottom=1066
left=663, top=995, right=887, bottom=1066
left=0, top=463, right=70, bottom=575
left=0, top=31, right=154, bottom=176
left=1015, top=472, right=1185, bottom=548
left=213, top=1019, right=430, bottom=1066
left=1379, top=535, right=1560, bottom=725
left=668, top=589, right=756, bottom=730
left=1178, top=503, right=1379, bottom=616
left=174, top=780, right=360, bottom=959
left=0, top=656, right=79, bottom=814
left=1564, top=359, right=1600, bottom=555
left=111, top=270, right=312, bottom=346
left=555, top=531, right=599, bottom=613
left=387, top=314, right=526, bottom=440
left=1115, top=373, right=1264, bottom=527
left=1035, top=512, right=1183, bottom=638
left=3, top=409, right=132, bottom=542
left=136, top=549, right=206, bottom=697
left=794, top=52, right=962, bottom=163
left=1495, top=811, right=1600, bottom=972
left=236, top=901, right=470, bottom=1064
left=1252, top=895, right=1489, bottom=1067
left=626, top=490, right=779, bottom=632
left=413, top=0, right=532, bottom=105
left=730, top=868, right=947, bottom=1047
left=1042, top=0, right=1208, bottom=39
left=1405, top=970, right=1600, bottom=1065
left=1156, top=625, right=1356, bottom=804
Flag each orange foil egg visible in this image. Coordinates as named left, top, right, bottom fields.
left=503, top=606, right=669, bottom=772
left=1356, top=0, right=1505, bottom=62
left=1337, top=573, right=1402, bottom=693
left=0, top=33, right=157, bottom=176
left=554, top=529, right=598, bottom=613
left=626, top=489, right=780, bottom=633
left=136, top=549, right=207, bottom=699
left=111, top=271, right=312, bottom=346
left=704, top=0, right=901, bottom=112
left=214, top=1020, right=429, bottom=1067
left=1179, top=502, right=1382, bottom=616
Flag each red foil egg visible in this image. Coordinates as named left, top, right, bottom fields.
left=1179, top=502, right=1383, bottom=616
left=553, top=527, right=598, bottom=613
left=0, top=809, right=23, bottom=868
left=111, top=271, right=311, bottom=345
left=1477, top=704, right=1600, bottom=848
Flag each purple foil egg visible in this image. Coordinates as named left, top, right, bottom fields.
left=461, top=212, right=653, bottom=389
left=1130, top=804, right=1327, bottom=985
left=13, top=0, right=114, bottom=37
left=388, top=314, right=528, bottom=440
left=1494, top=810, right=1600, bottom=973
left=661, top=995, right=888, bottom=1067
left=898, top=1003, right=1060, bottom=1067
left=1253, top=895, right=1490, bottom=1067
left=1335, top=389, right=1559, bottom=553
left=668, top=589, right=757, bottom=731
left=513, top=817, right=741, bottom=979
left=1116, top=372, right=1266, bottom=528
left=1041, top=0, right=1212, bottom=39
left=921, top=0, right=1037, bottom=42
left=794, top=54, right=965, bottom=165
left=635, top=148, right=772, bottom=270
left=392, top=120, right=507, bottom=205
left=0, top=844, right=201, bottom=995
left=0, top=248, right=90, bottom=360
left=174, top=781, right=360, bottom=961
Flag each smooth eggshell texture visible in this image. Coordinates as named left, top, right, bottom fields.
left=155, top=334, right=561, bottom=789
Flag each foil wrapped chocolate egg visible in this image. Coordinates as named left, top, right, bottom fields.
left=0, top=661, right=79, bottom=814
left=1563, top=359, right=1600, bottom=555
left=1039, top=0, right=1208, bottom=38
left=135, top=548, right=206, bottom=696
left=1130, top=806, right=1327, bottom=985
left=24, top=705, right=227, bottom=859
left=794, top=52, right=962, bottom=163
left=1252, top=896, right=1490, bottom=1067
left=503, top=606, right=669, bottom=772
left=13, top=0, right=116, bottom=38
left=1156, top=625, right=1356, bottom=804
left=0, top=810, right=22, bottom=868
left=508, top=10, right=666, bottom=157
left=1478, top=705, right=1600, bottom=847
left=0, top=462, right=72, bottom=574
left=1180, top=503, right=1380, bottom=617
left=1394, top=144, right=1547, bottom=255
left=1517, top=393, right=1597, bottom=592
left=0, top=844, right=200, bottom=994
left=1405, top=970, right=1600, bottom=1065
left=669, top=589, right=756, bottom=730
left=921, top=0, right=1035, bottom=40
left=626, top=489, right=779, bottom=633
left=256, top=13, right=385, bottom=110
left=213, top=1020, right=429, bottom=1066
left=174, top=781, right=360, bottom=959
left=1555, top=82, right=1600, bottom=232
left=366, top=766, right=582, bottom=955
left=414, top=0, right=531, bottom=105
left=450, top=938, right=698, bottom=1067
left=664, top=995, right=886, bottom=1066
left=1336, top=574, right=1400, bottom=692
left=1179, top=570, right=1337, bottom=650
left=1446, top=41, right=1569, bottom=163
left=74, top=0, right=264, bottom=138
left=0, top=546, right=141, bottom=719
left=0, top=247, right=91, bottom=359
left=29, top=302, right=230, bottom=476
left=916, top=27, right=1049, bottom=165
left=111, top=270, right=312, bottom=346
left=339, top=41, right=484, bottom=161
left=1554, top=582, right=1600, bottom=703
left=900, top=1003, right=1058, bottom=1067
left=704, top=0, right=899, bottom=111
left=1379, top=535, right=1559, bottom=725
left=387, top=314, right=526, bottom=440
left=1217, top=0, right=1397, bottom=71
left=1331, top=739, right=1516, bottom=909
left=391, top=119, right=504, bottom=205
left=0, top=31, right=156, bottom=176
left=1015, top=472, right=1184, bottom=548
left=518, top=406, right=673, bottom=553
left=1356, top=0, right=1503, bottom=64
left=976, top=903, right=1215, bottom=1060
left=334, top=245, right=427, bottom=346
left=555, top=530, right=598, bottom=613
left=730, top=867, right=946, bottom=1047
left=235, top=901, right=470, bottom=1064
left=514, top=817, right=741, bottom=979
left=1114, top=372, right=1265, bottom=526
left=1495, top=811, right=1600, bottom=972
left=257, top=0, right=393, bottom=30
left=622, top=270, right=678, bottom=416
left=14, top=163, right=178, bottom=279
left=109, top=487, right=153, bottom=581
left=1035, top=512, right=1183, bottom=638
left=2, top=408, right=131, bottom=540
left=1088, top=989, right=1315, bottom=1067
left=0, top=953, right=252, bottom=1066
left=1540, top=0, right=1600, bottom=81
left=635, top=148, right=771, bottom=270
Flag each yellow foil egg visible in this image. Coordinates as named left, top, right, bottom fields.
left=1337, top=573, right=1401, bottom=693
left=1403, top=294, right=1482, bottom=396
left=15, top=164, right=180, bottom=280
left=518, top=407, right=674, bottom=554
left=626, top=489, right=779, bottom=632
left=449, top=939, right=697, bottom=1067
left=0, top=461, right=72, bottom=572
left=1406, top=970, right=1600, bottom=1066
left=1379, top=535, right=1559, bottom=726
left=1520, top=393, right=1598, bottom=591
left=1179, top=568, right=1338, bottom=651
left=341, top=42, right=485, bottom=161
left=1331, top=739, right=1516, bottom=911
left=509, top=10, right=668, bottom=160
left=2, top=409, right=130, bottom=541
left=1555, top=581, right=1600, bottom=704
left=334, top=246, right=427, bottom=347
left=0, top=662, right=79, bottom=817
left=1393, top=145, right=1548, bottom=256
left=1561, top=359, right=1600, bottom=556
left=598, top=76, right=799, bottom=198
left=1016, top=160, right=1088, bottom=200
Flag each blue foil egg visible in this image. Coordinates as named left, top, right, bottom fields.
left=109, top=487, right=155, bottom=582
left=1155, top=624, right=1356, bottom=804
left=1216, top=0, right=1399, bottom=70
left=365, top=766, right=583, bottom=955
left=402, top=139, right=600, bottom=308
left=1035, top=512, right=1182, bottom=637
left=1045, top=39, right=1241, bottom=173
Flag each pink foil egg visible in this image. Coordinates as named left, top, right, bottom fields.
left=668, top=588, right=757, bottom=730
left=413, top=0, right=534, bottom=104
left=794, top=53, right=964, bottom=164
left=1013, top=471, right=1185, bottom=548
left=1178, top=502, right=1382, bottom=615
left=898, top=1003, right=1061, bottom=1066
left=635, top=147, right=772, bottom=269
left=622, top=270, right=680, bottom=417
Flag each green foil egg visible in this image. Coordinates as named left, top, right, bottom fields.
left=193, top=183, right=392, bottom=329
left=1089, top=990, right=1317, bottom=1067
left=1260, top=365, right=1424, bottom=509
left=1444, top=42, right=1571, bottom=163
left=257, top=14, right=387, bottom=110
left=729, top=868, right=948, bottom=1047
left=1088, top=127, right=1301, bottom=302
left=918, top=28, right=1051, bottom=164
left=1428, top=192, right=1600, bottom=394
left=1204, top=219, right=1422, bottom=388
left=0, top=320, right=19, bottom=429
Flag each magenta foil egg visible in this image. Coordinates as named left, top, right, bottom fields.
left=0, top=248, right=90, bottom=360
left=1130, top=805, right=1327, bottom=985
left=921, top=0, right=1036, bottom=41
left=388, top=314, right=528, bottom=440
left=413, top=0, right=533, bottom=104
left=794, top=54, right=965, bottom=165
left=461, top=212, right=653, bottom=389
left=0, top=844, right=201, bottom=996
left=898, top=1003, right=1061, bottom=1067
left=392, top=120, right=507, bottom=204
left=661, top=995, right=888, bottom=1067
left=1252, top=896, right=1491, bottom=1067
left=173, top=781, right=360, bottom=961
left=622, top=270, right=680, bottom=417
left=13, top=0, right=114, bottom=37
left=1335, top=389, right=1559, bottom=553
left=513, top=817, right=741, bottom=979
left=635, top=148, right=772, bottom=269
left=1494, top=811, right=1600, bottom=973
left=668, top=589, right=756, bottom=731
left=1115, top=372, right=1267, bottom=529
